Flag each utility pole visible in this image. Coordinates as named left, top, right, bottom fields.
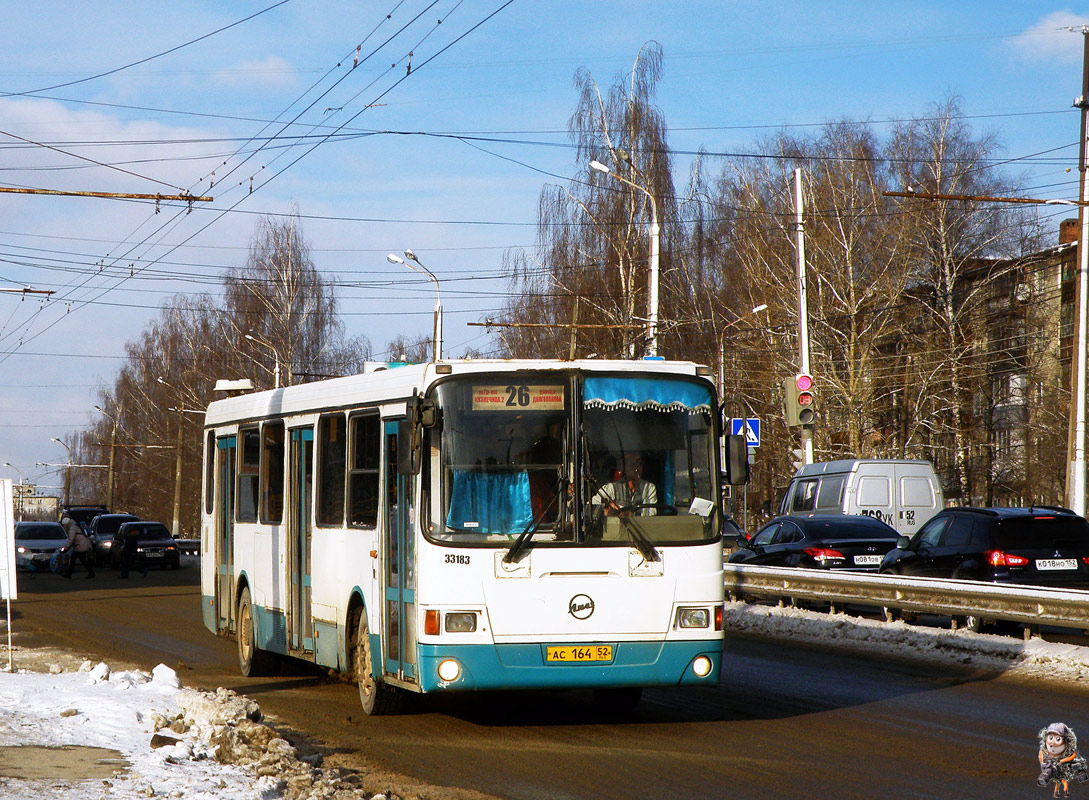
left=793, top=168, right=813, bottom=465
left=1069, top=26, right=1089, bottom=516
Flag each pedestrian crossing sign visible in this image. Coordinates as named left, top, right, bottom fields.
left=730, top=418, right=760, bottom=447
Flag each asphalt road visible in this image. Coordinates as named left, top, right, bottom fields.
left=8, top=565, right=1087, bottom=799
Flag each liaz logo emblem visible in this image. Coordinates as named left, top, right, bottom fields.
left=568, top=594, right=594, bottom=619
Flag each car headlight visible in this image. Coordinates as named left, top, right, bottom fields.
left=16, top=547, right=26, bottom=554
left=676, top=607, right=710, bottom=629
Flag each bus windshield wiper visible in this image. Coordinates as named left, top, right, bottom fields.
left=504, top=476, right=566, bottom=564
left=618, top=515, right=660, bottom=563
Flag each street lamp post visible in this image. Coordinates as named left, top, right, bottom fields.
left=717, top=304, right=769, bottom=393
left=589, top=158, right=660, bottom=358
left=2, top=463, right=24, bottom=522
left=93, top=405, right=118, bottom=511
left=245, top=333, right=281, bottom=388
left=387, top=250, right=443, bottom=360
left=51, top=437, right=71, bottom=508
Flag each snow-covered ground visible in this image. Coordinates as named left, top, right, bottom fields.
left=725, top=601, right=1089, bottom=685
left=1, top=600, right=1088, bottom=800
left=0, top=652, right=387, bottom=800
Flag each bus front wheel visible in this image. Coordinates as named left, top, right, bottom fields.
left=351, top=605, right=401, bottom=715
left=237, top=586, right=278, bottom=677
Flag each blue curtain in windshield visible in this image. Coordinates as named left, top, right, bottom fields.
left=583, top=377, right=711, bottom=412
left=446, top=470, right=533, bottom=535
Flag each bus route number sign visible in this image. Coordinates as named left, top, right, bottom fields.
left=473, top=384, right=565, bottom=411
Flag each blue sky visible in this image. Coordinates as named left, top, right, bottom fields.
left=1, top=1, right=1086, bottom=500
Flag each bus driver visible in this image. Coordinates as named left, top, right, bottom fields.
left=594, top=453, right=658, bottom=517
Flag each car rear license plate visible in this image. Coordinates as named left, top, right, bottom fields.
left=1036, top=558, right=1077, bottom=571
left=545, top=645, right=612, bottom=663
left=144, top=552, right=163, bottom=558
left=853, top=555, right=882, bottom=566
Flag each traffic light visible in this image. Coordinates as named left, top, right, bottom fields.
left=783, top=373, right=816, bottom=427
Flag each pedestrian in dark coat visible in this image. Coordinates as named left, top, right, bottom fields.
left=118, top=526, right=147, bottom=579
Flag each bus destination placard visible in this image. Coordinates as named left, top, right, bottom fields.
left=472, top=384, right=565, bottom=411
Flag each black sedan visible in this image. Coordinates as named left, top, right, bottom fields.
left=728, top=514, right=900, bottom=571
left=108, top=522, right=181, bottom=570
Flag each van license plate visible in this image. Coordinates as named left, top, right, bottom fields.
left=546, top=645, right=612, bottom=663
left=1036, top=558, right=1077, bottom=571
left=853, top=555, right=882, bottom=566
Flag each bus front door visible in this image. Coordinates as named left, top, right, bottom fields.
left=288, top=428, right=314, bottom=653
left=215, top=436, right=236, bottom=633
left=382, top=420, right=416, bottom=684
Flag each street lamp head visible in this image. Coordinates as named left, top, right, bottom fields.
left=51, top=437, right=61, bottom=444
left=404, top=249, right=418, bottom=262
left=589, top=160, right=611, bottom=175
left=386, top=253, right=405, bottom=265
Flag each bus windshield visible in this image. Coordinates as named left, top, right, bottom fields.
left=425, top=373, right=720, bottom=546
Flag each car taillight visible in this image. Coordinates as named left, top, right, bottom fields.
left=986, top=549, right=1029, bottom=567
left=803, top=547, right=844, bottom=563
left=1082, top=557, right=1089, bottom=567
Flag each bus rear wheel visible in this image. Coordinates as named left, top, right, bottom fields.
left=351, top=605, right=401, bottom=716
left=237, top=586, right=278, bottom=677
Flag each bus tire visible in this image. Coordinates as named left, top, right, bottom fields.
left=351, top=605, right=401, bottom=716
left=237, top=586, right=278, bottom=677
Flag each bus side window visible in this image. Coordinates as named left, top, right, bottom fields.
left=261, top=421, right=285, bottom=524
left=349, top=413, right=380, bottom=528
left=317, top=413, right=346, bottom=526
left=238, top=427, right=260, bottom=522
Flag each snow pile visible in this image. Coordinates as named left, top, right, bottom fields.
left=0, top=659, right=389, bottom=800
left=726, top=600, right=1089, bottom=682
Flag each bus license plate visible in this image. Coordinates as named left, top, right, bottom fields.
left=546, top=645, right=612, bottom=663
left=1036, top=558, right=1077, bottom=571
left=853, top=555, right=882, bottom=566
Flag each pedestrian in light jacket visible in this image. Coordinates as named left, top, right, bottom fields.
left=60, top=514, right=95, bottom=579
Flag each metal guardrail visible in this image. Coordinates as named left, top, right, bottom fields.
left=723, top=564, right=1089, bottom=630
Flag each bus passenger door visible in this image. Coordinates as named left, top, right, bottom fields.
left=215, top=436, right=236, bottom=632
left=288, top=428, right=314, bottom=653
left=383, top=420, right=416, bottom=684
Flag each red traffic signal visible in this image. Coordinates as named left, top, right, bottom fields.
left=784, top=373, right=816, bottom=427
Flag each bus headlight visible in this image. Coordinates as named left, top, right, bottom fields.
left=437, top=659, right=461, bottom=682
left=692, top=655, right=713, bottom=678
left=676, top=607, right=710, bottom=629
left=444, top=612, right=477, bottom=633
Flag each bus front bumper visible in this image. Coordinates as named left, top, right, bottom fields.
left=417, top=639, right=721, bottom=692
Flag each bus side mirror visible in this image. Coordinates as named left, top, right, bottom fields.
left=397, top=418, right=422, bottom=475
left=724, top=434, right=749, bottom=486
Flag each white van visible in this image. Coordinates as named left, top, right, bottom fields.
left=778, top=459, right=944, bottom=536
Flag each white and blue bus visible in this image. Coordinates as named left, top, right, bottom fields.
left=200, top=359, right=742, bottom=714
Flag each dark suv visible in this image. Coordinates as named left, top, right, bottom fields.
left=880, top=506, right=1089, bottom=588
